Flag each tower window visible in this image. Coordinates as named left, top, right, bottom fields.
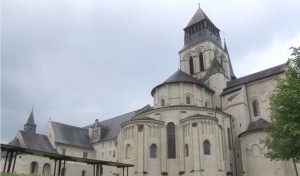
left=203, top=140, right=211, bottom=155
left=199, top=52, right=204, bottom=71
left=150, top=144, right=157, bottom=158
left=186, top=96, right=191, bottom=105
left=161, top=98, right=165, bottom=107
left=252, top=100, right=260, bottom=116
left=167, top=122, right=176, bottom=158
left=185, top=144, right=189, bottom=157
left=189, top=56, right=194, bottom=75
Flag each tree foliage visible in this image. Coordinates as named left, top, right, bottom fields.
left=263, top=47, right=300, bottom=162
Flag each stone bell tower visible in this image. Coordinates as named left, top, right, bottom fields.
left=178, top=6, right=236, bottom=108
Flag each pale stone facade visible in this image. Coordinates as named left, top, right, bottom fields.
left=2, top=6, right=299, bottom=176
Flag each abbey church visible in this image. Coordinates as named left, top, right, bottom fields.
left=1, top=7, right=299, bottom=176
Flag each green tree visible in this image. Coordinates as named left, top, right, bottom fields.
left=263, top=46, right=300, bottom=174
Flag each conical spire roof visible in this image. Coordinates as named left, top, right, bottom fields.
left=185, top=7, right=214, bottom=29
left=224, top=40, right=236, bottom=80
left=26, top=108, right=36, bottom=125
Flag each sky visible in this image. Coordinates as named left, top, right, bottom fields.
left=1, top=0, right=300, bottom=143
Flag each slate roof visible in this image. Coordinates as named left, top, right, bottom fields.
left=239, top=118, right=270, bottom=137
left=8, top=138, right=21, bottom=147
left=222, top=63, right=286, bottom=95
left=185, top=7, right=215, bottom=29
left=224, top=40, right=236, bottom=80
left=18, top=131, right=57, bottom=153
left=25, top=109, right=36, bottom=125
left=51, top=122, right=93, bottom=149
left=151, top=70, right=214, bottom=95
left=205, top=57, right=224, bottom=78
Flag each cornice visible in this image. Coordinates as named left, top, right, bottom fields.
left=179, top=114, right=218, bottom=124
left=132, top=105, right=231, bottom=119
left=121, top=118, right=165, bottom=127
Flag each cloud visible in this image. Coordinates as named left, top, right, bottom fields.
left=1, top=0, right=300, bottom=143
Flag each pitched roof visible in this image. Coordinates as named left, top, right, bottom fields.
left=222, top=63, right=286, bottom=95
left=19, top=131, right=57, bottom=153
left=185, top=7, right=214, bottom=29
left=84, top=105, right=151, bottom=142
left=8, top=138, right=21, bottom=147
left=51, top=121, right=93, bottom=149
left=239, top=118, right=270, bottom=137
left=151, top=70, right=214, bottom=95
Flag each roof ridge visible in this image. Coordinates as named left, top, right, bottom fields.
left=226, top=63, right=286, bottom=89
left=51, top=121, right=86, bottom=130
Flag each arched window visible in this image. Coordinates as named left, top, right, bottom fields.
left=126, top=144, right=132, bottom=159
left=30, top=161, right=38, bottom=174
left=82, top=170, right=86, bottom=176
left=186, top=96, right=191, bottom=105
left=185, top=144, right=189, bottom=157
left=150, top=144, right=157, bottom=158
left=42, top=163, right=51, bottom=175
left=252, top=100, right=260, bottom=116
left=189, top=56, right=194, bottom=75
left=203, top=140, right=211, bottom=155
left=161, top=98, right=165, bottom=107
left=167, top=122, right=176, bottom=158
left=199, top=52, right=204, bottom=71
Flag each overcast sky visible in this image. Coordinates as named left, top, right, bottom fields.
left=1, top=0, right=300, bottom=143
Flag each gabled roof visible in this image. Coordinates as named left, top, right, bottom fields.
left=51, top=121, right=93, bottom=149
left=151, top=70, right=214, bottom=95
left=185, top=7, right=214, bottom=29
left=18, top=131, right=57, bottom=153
left=239, top=118, right=270, bottom=137
left=222, top=63, right=286, bottom=95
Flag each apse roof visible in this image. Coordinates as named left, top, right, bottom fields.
left=151, top=70, right=214, bottom=95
